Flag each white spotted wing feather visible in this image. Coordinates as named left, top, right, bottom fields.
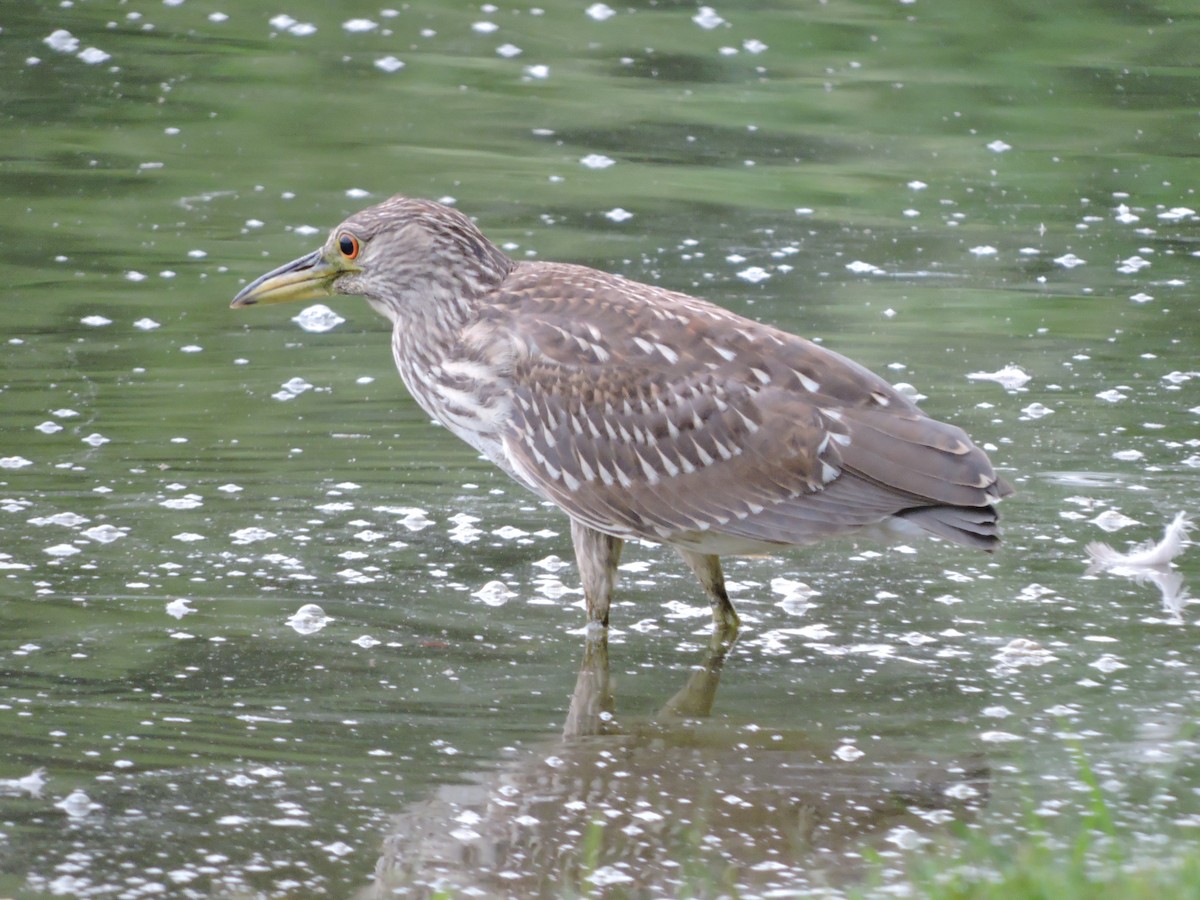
left=480, top=262, right=1009, bottom=553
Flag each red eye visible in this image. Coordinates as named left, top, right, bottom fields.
left=337, top=232, right=360, bottom=259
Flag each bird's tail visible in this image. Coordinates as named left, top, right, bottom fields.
left=896, top=497, right=1008, bottom=551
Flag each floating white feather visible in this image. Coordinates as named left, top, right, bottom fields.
left=1085, top=512, right=1194, bottom=620
left=1085, top=511, right=1193, bottom=572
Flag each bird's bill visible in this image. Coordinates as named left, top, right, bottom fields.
left=230, top=250, right=348, bottom=308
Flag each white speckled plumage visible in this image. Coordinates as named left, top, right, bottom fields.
left=234, top=195, right=1012, bottom=630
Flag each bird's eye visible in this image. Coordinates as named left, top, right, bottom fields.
left=337, top=232, right=360, bottom=259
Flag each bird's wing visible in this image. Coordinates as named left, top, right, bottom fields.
left=476, top=263, right=1004, bottom=546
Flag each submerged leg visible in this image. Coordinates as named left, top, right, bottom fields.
left=570, top=518, right=624, bottom=627
left=675, top=548, right=741, bottom=633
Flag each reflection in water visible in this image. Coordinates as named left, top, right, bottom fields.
left=365, top=630, right=989, bottom=897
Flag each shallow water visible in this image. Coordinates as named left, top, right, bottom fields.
left=2, top=1, right=1199, bottom=897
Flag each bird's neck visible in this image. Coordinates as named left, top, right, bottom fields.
left=365, top=283, right=476, bottom=333
left=379, top=283, right=481, bottom=376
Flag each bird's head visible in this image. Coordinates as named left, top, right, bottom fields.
left=230, top=196, right=512, bottom=325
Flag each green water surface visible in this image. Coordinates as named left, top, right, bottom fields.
left=2, top=1, right=1199, bottom=897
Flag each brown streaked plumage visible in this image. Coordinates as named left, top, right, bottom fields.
left=231, top=196, right=1012, bottom=631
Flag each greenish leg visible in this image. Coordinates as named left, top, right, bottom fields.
left=675, top=547, right=741, bottom=634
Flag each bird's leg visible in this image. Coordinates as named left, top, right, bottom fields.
left=675, top=548, right=741, bottom=634
left=570, top=518, right=624, bottom=628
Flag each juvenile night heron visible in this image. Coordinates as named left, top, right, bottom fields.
left=232, top=196, right=1011, bottom=630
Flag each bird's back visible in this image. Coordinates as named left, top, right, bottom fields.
left=447, top=260, right=1010, bottom=553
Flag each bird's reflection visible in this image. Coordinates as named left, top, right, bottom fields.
left=565, top=625, right=734, bottom=739
left=363, top=626, right=988, bottom=898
